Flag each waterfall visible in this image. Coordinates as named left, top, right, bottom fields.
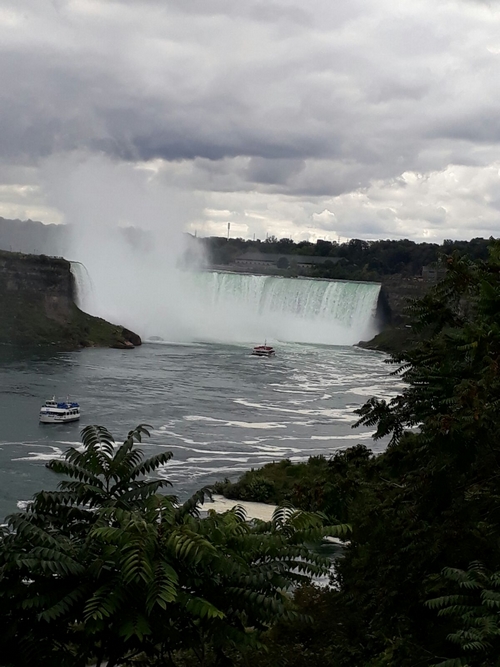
left=69, top=259, right=381, bottom=346
left=70, top=261, right=96, bottom=311
left=182, top=271, right=381, bottom=346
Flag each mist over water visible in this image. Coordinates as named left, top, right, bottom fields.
left=69, top=230, right=197, bottom=340
left=46, top=155, right=380, bottom=346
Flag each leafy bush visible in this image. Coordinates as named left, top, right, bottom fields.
left=0, top=425, right=348, bottom=667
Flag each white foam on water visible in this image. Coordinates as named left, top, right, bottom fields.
left=163, top=444, right=259, bottom=456
left=16, top=500, right=31, bottom=511
left=153, top=432, right=218, bottom=447
left=0, top=441, right=41, bottom=447
left=311, top=432, right=375, bottom=441
left=158, top=464, right=254, bottom=479
left=53, top=441, right=83, bottom=447
left=187, top=457, right=250, bottom=464
left=251, top=444, right=304, bottom=453
left=13, top=446, right=64, bottom=462
left=159, top=426, right=254, bottom=444
left=347, top=383, right=406, bottom=397
left=183, top=415, right=287, bottom=429
left=232, top=398, right=359, bottom=421
left=270, top=386, right=330, bottom=394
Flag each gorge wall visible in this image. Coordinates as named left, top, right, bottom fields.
left=0, top=250, right=141, bottom=348
left=358, top=275, right=432, bottom=352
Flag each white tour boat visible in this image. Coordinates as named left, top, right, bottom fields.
left=39, top=398, right=81, bottom=424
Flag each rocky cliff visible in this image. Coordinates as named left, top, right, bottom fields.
left=360, top=275, right=431, bottom=353
left=0, top=250, right=141, bottom=349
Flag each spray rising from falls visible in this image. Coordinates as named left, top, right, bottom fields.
left=71, top=259, right=381, bottom=346
left=51, top=156, right=381, bottom=346
left=72, top=265, right=381, bottom=346
left=183, top=272, right=382, bottom=346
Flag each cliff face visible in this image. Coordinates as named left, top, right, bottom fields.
left=1, top=250, right=74, bottom=317
left=359, top=275, right=431, bottom=353
left=0, top=250, right=141, bottom=349
left=380, top=275, right=429, bottom=325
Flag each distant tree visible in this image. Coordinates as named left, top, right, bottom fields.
left=314, top=239, right=333, bottom=256
left=296, top=240, right=314, bottom=256
left=200, top=235, right=495, bottom=280
left=277, top=256, right=289, bottom=269
left=275, top=238, right=295, bottom=253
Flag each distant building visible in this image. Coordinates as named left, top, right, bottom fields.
left=422, top=264, right=447, bottom=282
left=234, top=251, right=344, bottom=272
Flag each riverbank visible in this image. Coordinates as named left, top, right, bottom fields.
left=357, top=326, right=415, bottom=355
left=205, top=494, right=277, bottom=521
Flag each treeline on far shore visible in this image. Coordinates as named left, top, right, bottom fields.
left=199, top=235, right=492, bottom=281
left=0, top=215, right=494, bottom=283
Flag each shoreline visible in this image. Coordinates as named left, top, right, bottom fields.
left=204, top=494, right=277, bottom=521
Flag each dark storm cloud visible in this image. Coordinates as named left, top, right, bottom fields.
left=0, top=52, right=110, bottom=161
left=0, top=3, right=434, bottom=168
left=2, top=0, right=500, bottom=241
left=0, top=15, right=342, bottom=165
left=245, top=158, right=306, bottom=186
left=431, top=110, right=500, bottom=144
left=106, top=0, right=314, bottom=26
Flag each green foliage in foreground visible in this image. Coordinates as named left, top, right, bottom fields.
left=335, top=245, right=500, bottom=665
left=213, top=446, right=372, bottom=523
left=213, top=456, right=331, bottom=506
left=0, top=425, right=347, bottom=667
left=426, top=563, right=500, bottom=667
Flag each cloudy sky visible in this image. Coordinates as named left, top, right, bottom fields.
left=1, top=0, right=500, bottom=242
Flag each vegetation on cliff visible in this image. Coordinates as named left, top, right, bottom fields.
left=357, top=325, right=420, bottom=355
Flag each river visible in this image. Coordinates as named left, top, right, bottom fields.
left=0, top=341, right=401, bottom=519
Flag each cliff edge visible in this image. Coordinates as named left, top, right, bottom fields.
left=358, top=275, right=431, bottom=354
left=0, top=250, right=141, bottom=349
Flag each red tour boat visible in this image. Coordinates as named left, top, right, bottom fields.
left=251, top=344, right=275, bottom=357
